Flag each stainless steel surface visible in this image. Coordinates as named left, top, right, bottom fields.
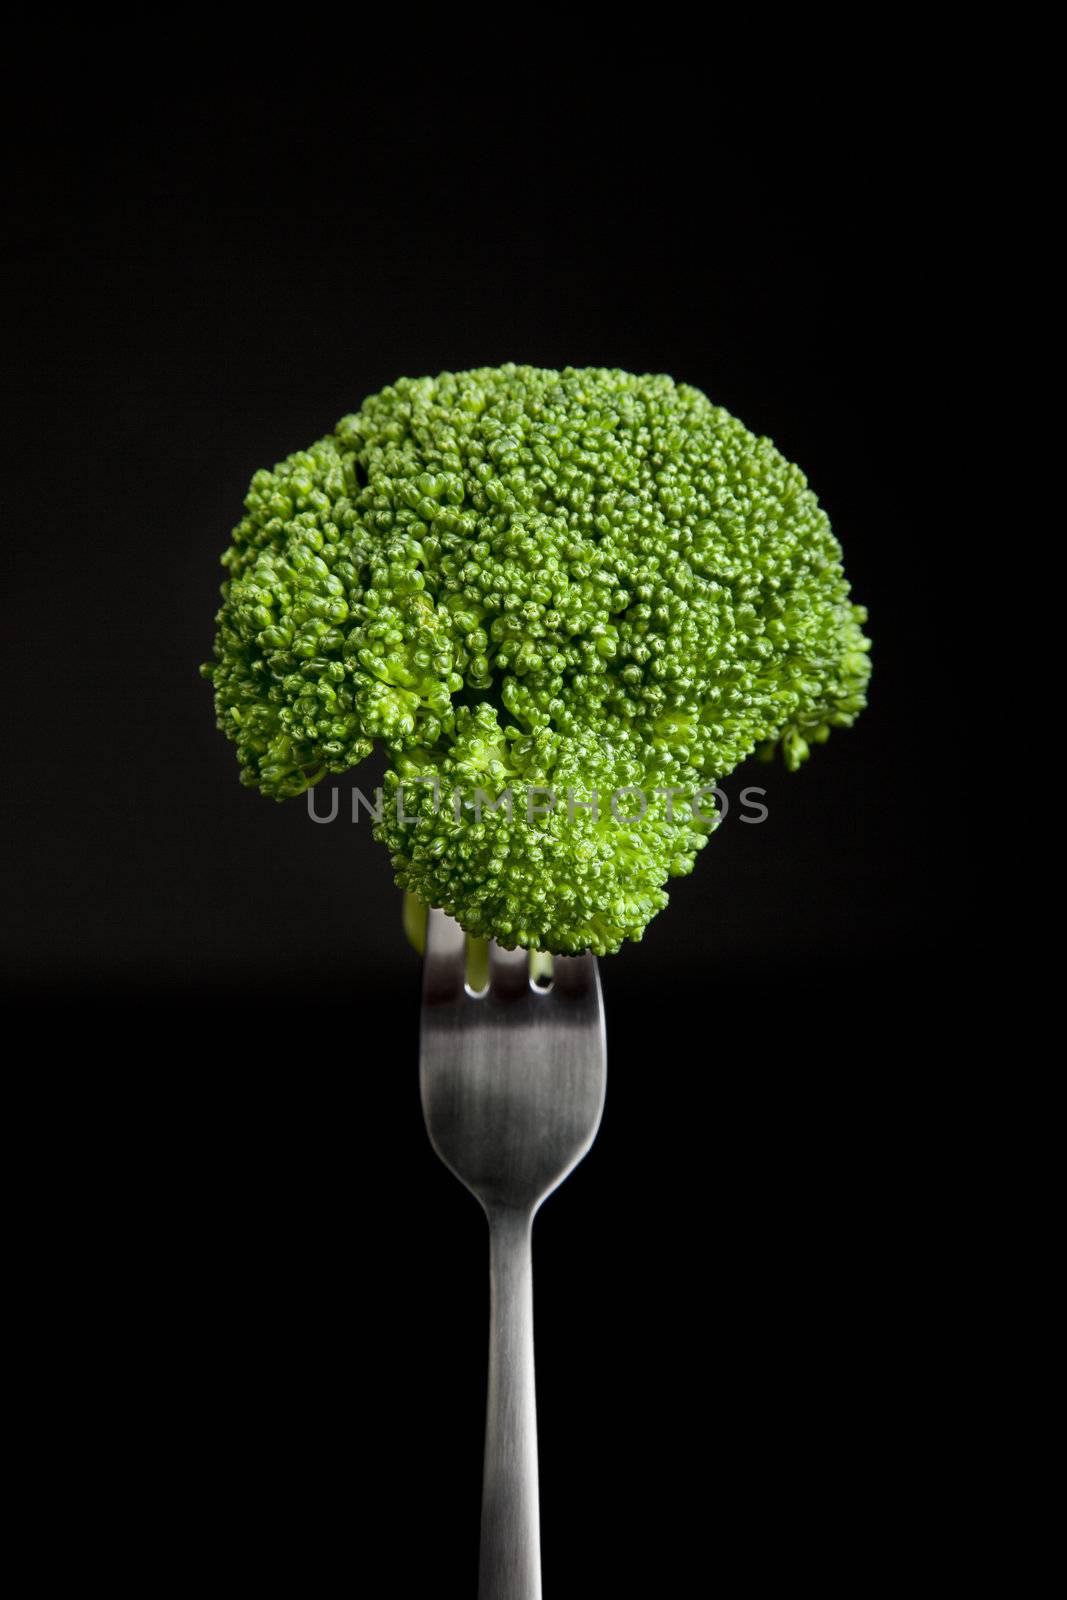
left=420, top=909, right=607, bottom=1600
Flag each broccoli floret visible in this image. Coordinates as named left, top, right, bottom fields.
left=203, top=365, right=870, bottom=953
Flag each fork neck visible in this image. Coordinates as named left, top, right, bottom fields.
left=484, top=1202, right=534, bottom=1239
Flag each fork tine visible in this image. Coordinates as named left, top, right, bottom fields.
left=552, top=950, right=599, bottom=998
left=488, top=941, right=529, bottom=999
left=423, top=908, right=467, bottom=1003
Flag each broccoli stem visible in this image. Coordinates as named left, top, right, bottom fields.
left=403, top=890, right=428, bottom=955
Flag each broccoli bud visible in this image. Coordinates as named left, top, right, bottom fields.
left=204, top=365, right=870, bottom=953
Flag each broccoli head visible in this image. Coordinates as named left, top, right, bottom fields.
left=203, top=365, right=870, bottom=953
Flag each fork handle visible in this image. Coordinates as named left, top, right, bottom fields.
left=480, top=1207, right=541, bottom=1600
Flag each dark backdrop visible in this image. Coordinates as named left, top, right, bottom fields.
left=4, top=41, right=938, bottom=1593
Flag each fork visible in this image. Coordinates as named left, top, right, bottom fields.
left=419, top=909, right=608, bottom=1600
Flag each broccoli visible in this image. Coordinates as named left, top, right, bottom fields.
left=203, top=365, right=870, bottom=954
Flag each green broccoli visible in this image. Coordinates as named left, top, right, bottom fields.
left=203, top=365, right=870, bottom=954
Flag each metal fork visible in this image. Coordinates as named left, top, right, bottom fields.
left=419, top=909, right=608, bottom=1600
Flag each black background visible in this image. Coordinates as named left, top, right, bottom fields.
left=5, top=36, right=939, bottom=1592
